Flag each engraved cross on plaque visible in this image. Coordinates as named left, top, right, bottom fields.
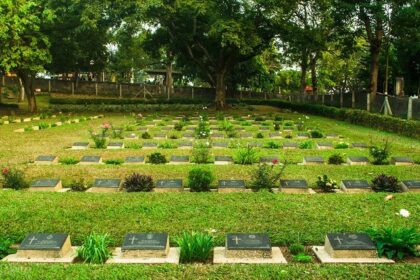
left=334, top=236, right=343, bottom=244
left=232, top=236, right=241, bottom=245
left=29, top=236, right=37, bottom=245
left=130, top=236, right=137, bottom=245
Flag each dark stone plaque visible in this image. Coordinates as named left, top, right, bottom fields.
left=156, top=179, right=183, bottom=188
left=297, top=133, right=309, bottom=138
left=213, top=142, right=228, bottom=148
left=161, top=127, right=172, bottom=131
left=226, top=233, right=271, bottom=250
left=154, top=133, right=166, bottom=138
left=352, top=143, right=368, bottom=148
left=327, top=233, right=376, bottom=250
left=186, top=127, right=196, bottom=131
left=137, top=127, right=148, bottom=131
left=30, top=179, right=60, bottom=188
left=125, top=156, right=145, bottom=163
left=326, top=133, right=338, bottom=138
left=80, top=156, right=101, bottom=163
left=392, top=157, right=413, bottom=163
left=35, top=155, right=56, bottom=162
left=178, top=142, right=193, bottom=148
left=342, top=180, right=370, bottom=189
left=212, top=133, right=224, bottom=138
left=125, top=133, right=138, bottom=139
left=122, top=233, right=168, bottom=251
left=260, top=156, right=279, bottom=163
left=108, top=142, right=124, bottom=148
left=304, top=156, right=324, bottom=163
left=317, top=142, right=333, bottom=148
left=142, top=143, right=158, bottom=148
left=218, top=180, right=245, bottom=188
left=283, top=142, right=297, bottom=148
left=170, top=156, right=189, bottom=162
left=248, top=142, right=262, bottom=148
left=280, top=180, right=308, bottom=189
left=93, top=179, right=121, bottom=188
left=260, top=127, right=269, bottom=131
left=348, top=156, right=369, bottom=163
left=240, top=132, right=253, bottom=138
left=72, top=142, right=89, bottom=147
left=269, top=133, right=281, bottom=137
left=20, top=233, right=68, bottom=251
left=183, top=133, right=194, bottom=138
left=402, top=180, right=420, bottom=189
left=215, top=156, right=233, bottom=162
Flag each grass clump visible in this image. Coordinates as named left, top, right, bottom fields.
left=177, top=232, right=214, bottom=263
left=77, top=233, right=112, bottom=264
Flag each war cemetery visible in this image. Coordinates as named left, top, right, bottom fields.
left=0, top=1, right=419, bottom=279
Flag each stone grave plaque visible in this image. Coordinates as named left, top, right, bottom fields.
left=391, top=157, right=414, bottom=166
left=29, top=179, right=62, bottom=192
left=121, top=233, right=169, bottom=258
left=316, top=142, right=333, bottom=150
left=142, top=142, right=158, bottom=149
left=218, top=180, right=245, bottom=193
left=72, top=142, right=89, bottom=150
left=260, top=156, right=279, bottom=164
left=325, top=233, right=377, bottom=258
left=269, top=132, right=281, bottom=139
left=283, top=142, right=297, bottom=149
left=260, top=127, right=269, bottom=131
left=304, top=156, right=324, bottom=165
left=215, top=156, right=233, bottom=165
left=137, top=127, right=148, bottom=131
left=35, top=155, right=57, bottom=164
left=155, top=179, right=183, bottom=192
left=213, top=142, right=228, bottom=148
left=341, top=180, right=371, bottom=193
left=280, top=179, right=308, bottom=193
left=297, top=133, right=309, bottom=139
left=183, top=133, right=194, bottom=139
left=107, top=142, right=124, bottom=149
left=17, top=233, right=72, bottom=258
left=178, top=142, right=193, bottom=149
left=347, top=156, right=369, bottom=165
left=351, top=143, right=368, bottom=148
left=161, top=127, right=172, bottom=131
left=212, top=133, right=225, bottom=139
left=326, top=133, right=338, bottom=138
left=401, top=180, right=420, bottom=192
left=226, top=233, right=271, bottom=258
left=80, top=155, right=102, bottom=164
left=248, top=142, right=262, bottom=148
left=90, top=179, right=121, bottom=193
left=125, top=133, right=138, bottom=139
left=240, top=132, right=253, bottom=138
left=185, top=127, right=196, bottom=131
left=170, top=155, right=190, bottom=164
left=235, top=127, right=245, bottom=131
left=125, top=156, right=145, bottom=164
left=154, top=133, right=166, bottom=139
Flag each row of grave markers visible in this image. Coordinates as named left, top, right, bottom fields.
left=1, top=232, right=395, bottom=264
left=25, top=178, right=420, bottom=193
left=35, top=154, right=416, bottom=166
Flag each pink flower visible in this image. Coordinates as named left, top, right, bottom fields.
left=272, top=159, right=279, bottom=165
left=101, top=122, right=111, bottom=129
left=2, top=167, right=9, bottom=176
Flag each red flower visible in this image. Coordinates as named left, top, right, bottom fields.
left=2, top=167, right=9, bottom=176
left=272, top=159, right=279, bottom=165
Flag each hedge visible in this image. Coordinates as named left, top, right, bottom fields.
left=232, top=99, right=420, bottom=139
left=49, top=97, right=210, bottom=105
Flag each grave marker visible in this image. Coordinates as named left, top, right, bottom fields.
left=303, top=156, right=324, bottom=165
left=72, top=142, right=89, bottom=150
left=29, top=179, right=62, bottom=192
left=213, top=142, right=228, bottom=149
left=89, top=179, right=121, bottom=193
left=35, top=155, right=58, bottom=165
left=400, top=180, right=420, bottom=192
left=178, top=142, right=193, bottom=149
left=124, top=156, right=145, bottom=164
left=170, top=156, right=190, bottom=164
left=79, top=155, right=102, bottom=165
left=215, top=156, right=233, bottom=165
left=347, top=156, right=369, bottom=166
left=142, top=142, right=158, bottom=149
left=269, top=132, right=282, bottom=139
left=297, top=133, right=309, bottom=139
left=107, top=142, right=124, bottom=150
left=283, top=142, right=297, bottom=150
left=218, top=180, right=245, bottom=193
left=391, top=157, right=414, bottom=166
left=351, top=143, right=368, bottom=148
left=340, top=180, right=371, bottom=193
left=280, top=180, right=308, bottom=194
left=316, top=142, right=333, bottom=150
left=155, top=179, right=183, bottom=193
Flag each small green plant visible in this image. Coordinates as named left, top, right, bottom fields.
left=265, top=141, right=280, bottom=149
left=226, top=130, right=238, bottom=138
left=68, top=179, right=88, bottom=192
left=234, top=146, right=259, bottom=165
left=310, top=130, right=323, bottom=138
left=299, top=141, right=313, bottom=149
left=158, top=142, right=176, bottom=149
left=254, top=116, right=265, bottom=122
left=125, top=142, right=141, bottom=149
left=370, top=140, right=390, bottom=165
left=77, top=233, right=112, bottom=264
left=192, top=142, right=211, bottom=164
left=188, top=168, right=214, bottom=192
left=104, top=159, right=124, bottom=165
left=89, top=125, right=108, bottom=149
left=219, top=119, right=234, bottom=132
left=367, top=227, right=420, bottom=260
left=328, top=154, right=345, bottom=165
left=273, top=122, right=281, bottom=131
left=241, top=121, right=252, bottom=126
left=176, top=231, right=214, bottom=263
left=250, top=162, right=286, bottom=192
left=316, top=175, right=338, bottom=193
left=274, top=115, right=283, bottom=122
left=371, top=174, right=400, bottom=192
left=38, top=122, right=50, bottom=129
left=168, top=134, right=179, bottom=139
left=141, top=132, right=152, bottom=139
left=0, top=237, right=16, bottom=259
left=1, top=167, right=28, bottom=190
left=335, top=142, right=349, bottom=149
left=255, top=132, right=264, bottom=139
left=59, top=157, right=79, bottom=165
left=148, top=153, right=167, bottom=164
left=123, top=173, right=154, bottom=192
left=289, top=243, right=305, bottom=255
left=283, top=121, right=294, bottom=127
left=174, top=122, right=185, bottom=131
left=196, top=116, right=210, bottom=139
left=216, top=112, right=225, bottom=120
left=293, top=253, right=312, bottom=263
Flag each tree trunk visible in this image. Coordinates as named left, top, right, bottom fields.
left=300, top=50, right=308, bottom=94
left=18, top=71, right=37, bottom=113
left=310, top=55, right=318, bottom=95
left=165, top=51, right=174, bottom=100
left=215, top=72, right=226, bottom=110
left=369, top=43, right=381, bottom=100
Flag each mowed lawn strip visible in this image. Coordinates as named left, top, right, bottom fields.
left=0, top=192, right=418, bottom=246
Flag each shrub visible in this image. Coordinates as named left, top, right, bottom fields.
left=148, top=153, right=167, bottom=164
left=310, top=130, right=323, bottom=138
left=188, top=168, right=214, bottom=192
left=141, top=132, right=152, bottom=139
left=77, top=233, right=112, bottom=264
left=38, top=122, right=50, bottom=129
left=316, top=175, right=338, bottom=193
left=254, top=116, right=265, bottom=122
left=335, top=142, right=349, bottom=149
left=59, top=157, right=79, bottom=165
left=283, top=121, right=294, bottom=127
left=216, top=112, right=225, bottom=121
left=265, top=141, right=280, bottom=149
left=0, top=237, right=16, bottom=259
left=367, top=227, right=420, bottom=260
left=123, top=173, right=154, bottom=192
left=328, top=154, right=345, bottom=165
left=226, top=130, right=238, bottom=138
left=196, top=116, right=210, bottom=139
left=158, top=142, right=176, bottom=149
left=289, top=243, right=305, bottom=255
left=104, top=159, right=124, bottom=165
left=219, top=119, right=234, bottom=131
left=174, top=122, right=185, bottom=131
left=293, top=253, right=312, bottom=263
left=370, top=140, right=390, bottom=165
left=274, top=115, right=283, bottom=122
left=250, top=162, right=286, bottom=192
left=89, top=130, right=107, bottom=149
left=273, top=122, right=281, bottom=131
left=125, top=142, right=141, bottom=149
left=168, top=134, right=179, bottom=140
left=176, top=232, right=214, bottom=263
left=234, top=146, right=259, bottom=165
left=299, top=141, right=313, bottom=149
left=371, top=174, right=400, bottom=192
left=192, top=142, right=211, bottom=164
left=1, top=167, right=28, bottom=190
left=68, top=179, right=88, bottom=192
left=255, top=132, right=264, bottom=139
left=241, top=121, right=252, bottom=126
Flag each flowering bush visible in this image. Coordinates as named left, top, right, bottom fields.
left=250, top=160, right=286, bottom=192
left=370, top=140, right=390, bottom=165
left=195, top=116, right=210, bottom=139
left=316, top=175, right=338, bottom=192
left=1, top=167, right=28, bottom=190
left=371, top=174, right=400, bottom=192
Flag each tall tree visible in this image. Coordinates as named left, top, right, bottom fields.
left=0, top=0, right=54, bottom=113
